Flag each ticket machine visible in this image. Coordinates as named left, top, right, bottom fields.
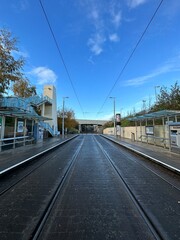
left=169, top=123, right=180, bottom=147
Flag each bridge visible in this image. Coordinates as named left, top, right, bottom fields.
left=76, top=119, right=108, bottom=133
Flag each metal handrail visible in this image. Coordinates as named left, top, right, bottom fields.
left=27, top=95, right=53, bottom=106
left=139, top=135, right=169, bottom=141
left=139, top=134, right=170, bottom=149
left=39, top=121, right=55, bottom=136
left=0, top=135, right=34, bottom=151
left=0, top=97, right=31, bottom=112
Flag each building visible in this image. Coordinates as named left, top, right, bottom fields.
left=0, top=85, right=58, bottom=151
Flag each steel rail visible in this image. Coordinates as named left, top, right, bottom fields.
left=94, top=136, right=164, bottom=240
left=99, top=135, right=180, bottom=191
left=31, top=138, right=84, bottom=240
left=0, top=151, right=60, bottom=197
left=0, top=136, right=79, bottom=197
left=101, top=135, right=180, bottom=175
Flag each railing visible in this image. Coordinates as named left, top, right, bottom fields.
left=0, top=96, right=53, bottom=112
left=27, top=95, right=53, bottom=106
left=139, top=135, right=169, bottom=149
left=39, top=121, right=55, bottom=136
left=0, top=97, right=51, bottom=118
left=0, top=97, right=31, bottom=112
left=0, top=135, right=34, bottom=152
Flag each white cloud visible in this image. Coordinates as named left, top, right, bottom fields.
left=109, top=33, right=120, bottom=42
left=88, top=56, right=95, bottom=64
left=87, top=2, right=103, bottom=30
left=12, top=49, right=29, bottom=58
left=90, top=8, right=99, bottom=22
left=109, top=1, right=122, bottom=29
left=162, top=1, right=180, bottom=19
left=124, top=57, right=180, bottom=86
left=19, top=0, right=29, bottom=10
left=112, top=12, right=121, bottom=28
left=88, top=34, right=106, bottom=55
left=12, top=0, right=29, bottom=11
left=30, top=67, right=57, bottom=85
left=127, top=0, right=148, bottom=8
left=81, top=1, right=121, bottom=56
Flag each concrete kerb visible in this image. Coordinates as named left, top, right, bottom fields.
left=101, top=135, right=180, bottom=175
left=0, top=135, right=79, bottom=176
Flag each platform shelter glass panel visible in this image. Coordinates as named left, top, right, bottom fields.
left=26, top=119, right=34, bottom=137
left=0, top=117, right=2, bottom=138
left=4, top=117, right=15, bottom=138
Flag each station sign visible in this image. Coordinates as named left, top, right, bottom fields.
left=116, top=114, right=121, bottom=125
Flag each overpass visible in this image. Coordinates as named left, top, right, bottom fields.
left=76, top=119, right=108, bottom=133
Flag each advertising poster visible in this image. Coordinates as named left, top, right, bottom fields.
left=17, top=121, right=24, bottom=133
left=145, top=126, right=154, bottom=135
left=116, top=113, right=121, bottom=125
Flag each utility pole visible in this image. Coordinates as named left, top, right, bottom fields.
left=62, top=96, right=69, bottom=138
left=155, top=85, right=160, bottom=103
left=110, top=97, right=116, bottom=137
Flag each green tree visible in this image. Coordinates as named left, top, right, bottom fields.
left=103, top=120, right=114, bottom=129
left=12, top=78, right=36, bottom=97
left=152, top=82, right=180, bottom=111
left=57, top=108, right=79, bottom=133
left=0, top=28, right=25, bottom=96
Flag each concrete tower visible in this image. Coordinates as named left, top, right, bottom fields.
left=43, top=85, right=57, bottom=135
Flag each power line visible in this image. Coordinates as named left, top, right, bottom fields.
left=97, top=0, right=164, bottom=115
left=39, top=0, right=84, bottom=115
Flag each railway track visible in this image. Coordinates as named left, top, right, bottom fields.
left=0, top=136, right=83, bottom=239
left=34, top=135, right=179, bottom=239
left=0, top=135, right=78, bottom=197
left=0, top=134, right=179, bottom=239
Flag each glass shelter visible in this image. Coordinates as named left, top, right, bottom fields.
left=128, top=110, right=180, bottom=152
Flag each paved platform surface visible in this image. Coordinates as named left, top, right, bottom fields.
left=0, top=134, right=179, bottom=174
left=0, top=136, right=74, bottom=172
left=104, top=135, right=180, bottom=173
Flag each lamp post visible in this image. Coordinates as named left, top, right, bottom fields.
left=154, top=85, right=160, bottom=103
left=110, top=97, right=116, bottom=137
left=62, top=97, right=69, bottom=138
left=142, top=99, right=146, bottom=112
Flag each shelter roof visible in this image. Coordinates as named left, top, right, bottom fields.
left=0, top=109, right=51, bottom=121
left=128, top=110, right=180, bottom=121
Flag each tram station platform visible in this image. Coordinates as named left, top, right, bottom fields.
left=0, top=135, right=75, bottom=173
left=103, top=135, right=180, bottom=174
left=0, top=134, right=179, bottom=174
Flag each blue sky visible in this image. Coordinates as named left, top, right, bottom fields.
left=0, top=0, right=180, bottom=120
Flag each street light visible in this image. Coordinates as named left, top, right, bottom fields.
left=109, top=97, right=116, bottom=137
left=62, top=97, right=69, bottom=138
left=154, top=85, right=160, bottom=103
left=142, top=99, right=146, bottom=112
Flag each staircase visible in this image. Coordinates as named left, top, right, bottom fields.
left=0, top=96, right=56, bottom=137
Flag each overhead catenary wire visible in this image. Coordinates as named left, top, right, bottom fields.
left=97, top=0, right=164, bottom=116
left=39, top=0, right=84, bottom=116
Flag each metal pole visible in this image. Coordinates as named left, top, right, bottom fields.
left=155, top=85, right=160, bottom=103
left=62, top=97, right=68, bottom=139
left=62, top=98, right=65, bottom=139
left=113, top=98, right=116, bottom=137
left=110, top=97, right=116, bottom=137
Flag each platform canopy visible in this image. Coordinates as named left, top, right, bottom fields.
left=0, top=109, right=51, bottom=121
left=128, top=110, right=180, bottom=121
left=0, top=96, right=52, bottom=121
